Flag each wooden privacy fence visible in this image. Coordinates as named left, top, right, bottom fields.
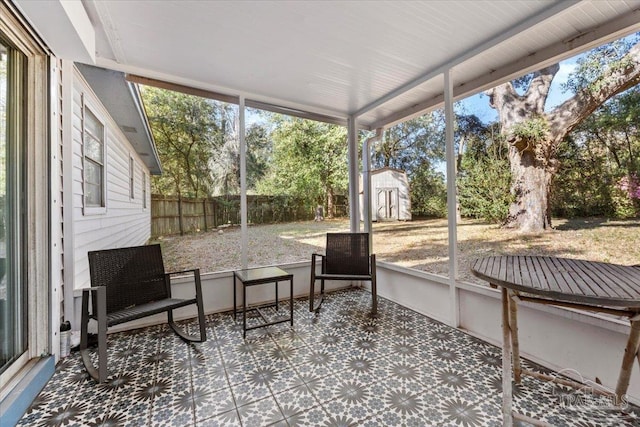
left=151, top=194, right=348, bottom=237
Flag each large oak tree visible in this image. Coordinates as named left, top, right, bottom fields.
left=487, top=39, right=640, bottom=232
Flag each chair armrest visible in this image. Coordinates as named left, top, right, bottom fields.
left=311, top=253, right=326, bottom=274
left=81, top=286, right=106, bottom=322
left=165, top=268, right=203, bottom=300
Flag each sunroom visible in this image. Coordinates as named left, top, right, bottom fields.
left=2, top=1, right=640, bottom=426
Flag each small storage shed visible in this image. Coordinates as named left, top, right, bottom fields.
left=360, top=167, right=412, bottom=221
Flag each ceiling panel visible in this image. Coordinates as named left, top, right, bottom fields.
left=18, top=0, right=640, bottom=128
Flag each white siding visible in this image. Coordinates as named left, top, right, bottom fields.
left=71, top=68, right=152, bottom=290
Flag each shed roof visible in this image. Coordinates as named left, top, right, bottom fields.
left=15, top=1, right=640, bottom=129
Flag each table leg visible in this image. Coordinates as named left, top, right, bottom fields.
left=243, top=282, right=247, bottom=339
left=501, top=287, right=514, bottom=427
left=508, top=290, right=521, bottom=383
left=615, top=319, right=640, bottom=404
left=275, top=280, right=279, bottom=311
left=233, top=274, right=237, bottom=320
left=290, top=277, right=294, bottom=326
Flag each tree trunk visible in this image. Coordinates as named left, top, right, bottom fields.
left=486, top=41, right=640, bottom=232
left=506, top=146, right=552, bottom=231
left=326, top=187, right=335, bottom=219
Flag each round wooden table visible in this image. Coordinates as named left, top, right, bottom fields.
left=471, top=255, right=640, bottom=426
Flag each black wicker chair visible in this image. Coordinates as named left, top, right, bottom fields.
left=81, top=244, right=206, bottom=382
left=309, top=232, right=377, bottom=314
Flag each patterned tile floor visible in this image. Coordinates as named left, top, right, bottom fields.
left=18, top=288, right=640, bottom=426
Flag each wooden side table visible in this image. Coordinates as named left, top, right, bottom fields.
left=233, top=266, right=294, bottom=338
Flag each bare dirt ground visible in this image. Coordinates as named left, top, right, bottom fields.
left=155, top=217, right=640, bottom=285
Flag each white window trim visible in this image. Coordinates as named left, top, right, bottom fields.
left=129, top=155, right=135, bottom=200
left=142, top=171, right=147, bottom=210
left=82, top=98, right=107, bottom=215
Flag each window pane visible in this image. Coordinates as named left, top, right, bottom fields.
left=85, top=182, right=102, bottom=206
left=84, top=135, right=102, bottom=163
left=84, top=160, right=102, bottom=186
left=84, top=108, right=103, bottom=140
left=84, top=107, right=104, bottom=208
left=0, top=42, right=27, bottom=374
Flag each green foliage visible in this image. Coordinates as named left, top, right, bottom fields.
left=210, top=108, right=271, bottom=195
left=372, top=112, right=447, bottom=218
left=563, top=34, right=640, bottom=95
left=552, top=85, right=640, bottom=218
left=510, top=117, right=549, bottom=147
left=455, top=117, right=513, bottom=222
left=372, top=113, right=446, bottom=173
left=611, top=185, right=638, bottom=218
left=409, top=165, right=447, bottom=217
left=551, top=138, right=616, bottom=217
left=142, top=86, right=223, bottom=197
left=458, top=155, right=513, bottom=222
left=255, top=116, right=348, bottom=215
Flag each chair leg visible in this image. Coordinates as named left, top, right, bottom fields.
left=309, top=254, right=326, bottom=313
left=168, top=269, right=207, bottom=342
left=81, top=287, right=108, bottom=382
left=371, top=254, right=377, bottom=315
left=168, top=307, right=206, bottom=342
left=371, top=277, right=377, bottom=315
left=309, top=269, right=316, bottom=312
left=195, top=269, right=207, bottom=342
left=309, top=276, right=325, bottom=313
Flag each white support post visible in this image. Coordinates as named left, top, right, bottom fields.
left=362, top=128, right=383, bottom=249
left=445, top=69, right=460, bottom=327
left=61, top=60, right=75, bottom=330
left=347, top=115, right=360, bottom=232
left=50, top=57, right=61, bottom=360
left=239, top=96, right=248, bottom=269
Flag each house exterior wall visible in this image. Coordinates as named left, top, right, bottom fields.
left=70, top=68, right=152, bottom=292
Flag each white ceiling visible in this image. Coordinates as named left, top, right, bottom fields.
left=17, top=0, right=640, bottom=129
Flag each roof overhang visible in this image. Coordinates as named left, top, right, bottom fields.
left=76, top=64, right=162, bottom=175
left=14, top=1, right=640, bottom=130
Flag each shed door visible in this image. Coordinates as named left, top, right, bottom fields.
left=376, top=187, right=398, bottom=220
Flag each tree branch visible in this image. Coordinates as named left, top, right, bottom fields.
left=525, top=64, right=559, bottom=112
left=547, top=41, right=640, bottom=143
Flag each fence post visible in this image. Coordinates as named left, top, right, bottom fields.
left=178, top=196, right=184, bottom=236
left=203, top=199, right=208, bottom=231
left=212, top=199, right=217, bottom=228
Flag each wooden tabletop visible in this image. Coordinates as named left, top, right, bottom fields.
left=471, top=256, right=640, bottom=308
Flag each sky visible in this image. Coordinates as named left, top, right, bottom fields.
left=457, top=58, right=579, bottom=124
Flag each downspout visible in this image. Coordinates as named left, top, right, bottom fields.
left=362, top=127, right=384, bottom=250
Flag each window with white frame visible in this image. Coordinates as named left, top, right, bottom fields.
left=129, top=156, right=135, bottom=199
left=83, top=107, right=105, bottom=208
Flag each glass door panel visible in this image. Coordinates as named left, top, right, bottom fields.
left=0, top=40, right=26, bottom=374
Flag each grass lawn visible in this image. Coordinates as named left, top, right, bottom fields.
left=154, top=217, right=640, bottom=285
